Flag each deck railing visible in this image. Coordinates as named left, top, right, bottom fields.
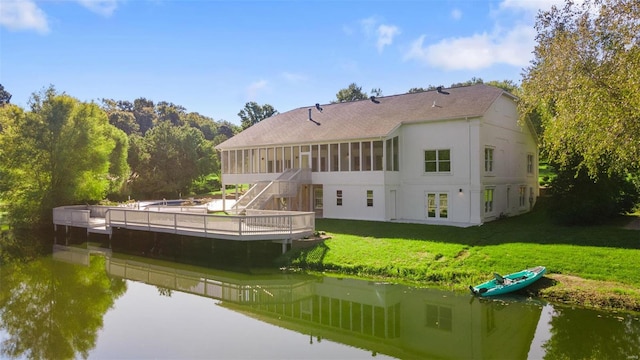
left=53, top=206, right=92, bottom=227
left=54, top=205, right=315, bottom=240
left=105, top=208, right=314, bottom=238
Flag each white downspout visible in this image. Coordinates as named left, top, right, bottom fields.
left=468, top=117, right=472, bottom=224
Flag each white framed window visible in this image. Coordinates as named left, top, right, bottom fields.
left=366, top=190, right=373, bottom=207
left=527, top=154, right=534, bottom=174
left=336, top=190, right=343, bottom=206
left=424, top=149, right=451, bottom=173
left=314, top=188, right=323, bottom=209
left=484, top=188, right=495, bottom=213
left=425, top=304, right=452, bottom=331
left=485, top=147, right=494, bottom=173
left=426, top=192, right=448, bottom=219
left=519, top=186, right=527, bottom=207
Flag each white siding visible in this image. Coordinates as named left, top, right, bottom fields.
left=314, top=172, right=386, bottom=221
left=219, top=93, right=538, bottom=227
left=479, top=96, right=538, bottom=221
left=396, top=118, right=478, bottom=225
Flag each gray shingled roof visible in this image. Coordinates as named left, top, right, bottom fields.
left=217, top=84, right=508, bottom=150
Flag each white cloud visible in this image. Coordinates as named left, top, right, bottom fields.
left=499, top=0, right=565, bottom=14
left=76, top=0, right=119, bottom=17
left=376, top=24, right=400, bottom=53
left=281, top=72, right=308, bottom=83
left=404, top=24, right=536, bottom=70
left=359, top=16, right=377, bottom=36
left=451, top=8, right=462, bottom=20
left=358, top=16, right=400, bottom=53
left=0, top=0, right=120, bottom=34
left=246, top=80, right=268, bottom=99
left=0, top=0, right=49, bottom=34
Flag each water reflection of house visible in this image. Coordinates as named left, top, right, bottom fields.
left=230, top=277, right=542, bottom=359
left=53, top=245, right=541, bottom=359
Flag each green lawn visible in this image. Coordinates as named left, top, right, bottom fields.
left=283, top=198, right=640, bottom=291
left=538, top=160, right=557, bottom=187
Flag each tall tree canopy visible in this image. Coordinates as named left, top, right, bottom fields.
left=0, top=84, right=11, bottom=106
left=237, top=102, right=278, bottom=130
left=520, top=0, right=640, bottom=176
left=0, top=88, right=128, bottom=225
left=334, top=83, right=369, bottom=103
left=128, top=121, right=217, bottom=198
left=408, top=78, right=519, bottom=94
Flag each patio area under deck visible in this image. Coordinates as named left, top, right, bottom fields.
left=52, top=205, right=316, bottom=252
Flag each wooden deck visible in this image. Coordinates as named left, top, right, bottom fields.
left=53, top=205, right=315, bottom=242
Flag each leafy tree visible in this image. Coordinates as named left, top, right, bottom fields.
left=183, top=112, right=218, bottom=140
left=0, top=84, right=11, bottom=106
left=101, top=99, right=140, bottom=135
left=116, top=100, right=134, bottom=112
left=485, top=79, right=520, bottom=94
left=107, top=110, right=140, bottom=135
left=106, top=125, right=130, bottom=197
left=547, top=155, right=640, bottom=225
left=407, top=87, right=431, bottom=93
left=0, top=87, right=128, bottom=225
left=133, top=97, right=156, bottom=134
left=0, top=105, right=27, bottom=201
left=333, top=83, right=369, bottom=103
left=216, top=120, right=239, bottom=139
left=237, top=101, right=278, bottom=130
left=520, top=0, right=640, bottom=177
left=129, top=122, right=216, bottom=198
left=408, top=79, right=519, bottom=95
left=156, top=101, right=186, bottom=126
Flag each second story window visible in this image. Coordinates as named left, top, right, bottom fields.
left=424, top=149, right=451, bottom=173
left=485, top=147, right=494, bottom=173
left=527, top=154, right=534, bottom=174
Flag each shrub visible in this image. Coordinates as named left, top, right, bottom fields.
left=548, top=157, right=640, bottom=225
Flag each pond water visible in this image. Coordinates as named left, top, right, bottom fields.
left=1, top=230, right=639, bottom=359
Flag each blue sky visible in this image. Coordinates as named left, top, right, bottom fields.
left=1, top=0, right=560, bottom=125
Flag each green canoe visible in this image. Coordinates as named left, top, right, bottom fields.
left=470, top=266, right=546, bottom=297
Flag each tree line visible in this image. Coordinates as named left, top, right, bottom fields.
left=0, top=86, right=243, bottom=226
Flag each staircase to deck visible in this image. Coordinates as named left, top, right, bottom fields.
left=231, top=169, right=310, bottom=214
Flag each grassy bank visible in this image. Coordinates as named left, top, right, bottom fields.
left=281, top=199, right=640, bottom=312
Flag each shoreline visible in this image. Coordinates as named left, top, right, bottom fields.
left=303, top=269, right=640, bottom=313
left=526, top=274, right=640, bottom=313
left=285, top=236, right=640, bottom=314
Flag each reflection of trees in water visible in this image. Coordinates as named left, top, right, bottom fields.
left=0, top=231, right=126, bottom=359
left=543, top=306, right=640, bottom=359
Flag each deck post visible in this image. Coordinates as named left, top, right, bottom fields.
left=222, top=181, right=226, bottom=211
left=281, top=238, right=291, bottom=254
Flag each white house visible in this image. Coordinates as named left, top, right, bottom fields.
left=216, top=84, right=539, bottom=227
